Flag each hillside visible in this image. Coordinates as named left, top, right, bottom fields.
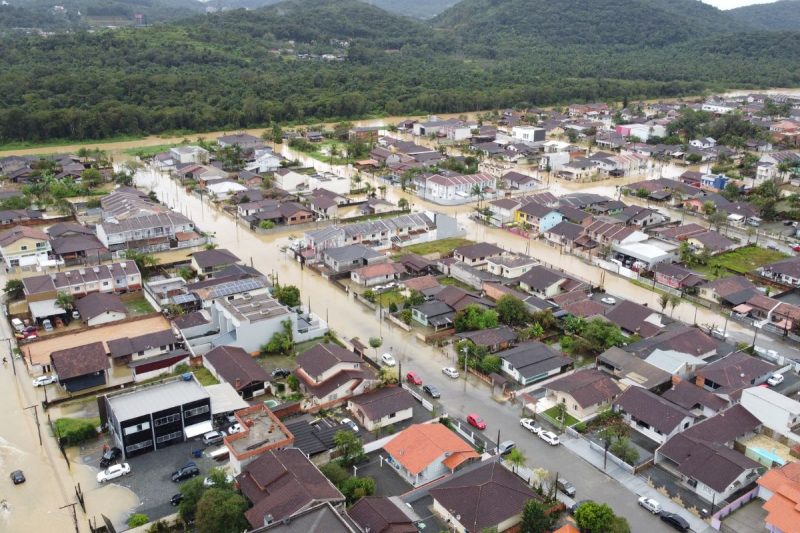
left=366, top=0, right=462, bottom=19
left=728, top=0, right=800, bottom=31
left=0, top=0, right=798, bottom=143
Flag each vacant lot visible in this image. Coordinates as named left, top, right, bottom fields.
left=399, top=237, right=473, bottom=258
left=693, top=245, right=786, bottom=278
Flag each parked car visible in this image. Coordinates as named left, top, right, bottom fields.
left=600, top=296, right=616, bottom=305
left=768, top=243, right=781, bottom=251
left=271, top=368, right=291, bottom=379
left=227, top=423, right=244, bottom=435
left=519, top=418, right=541, bottom=434
left=171, top=465, right=200, bottom=482
left=406, top=371, right=422, bottom=385
left=32, top=375, right=57, bottom=387
left=569, top=500, right=593, bottom=515
left=793, top=245, right=800, bottom=252
left=100, top=447, right=122, bottom=468
left=72, top=310, right=80, bottom=319
left=498, top=440, right=516, bottom=455
left=340, top=418, right=359, bottom=433
left=638, top=496, right=662, bottom=514
left=97, top=463, right=131, bottom=483
left=10, top=470, right=25, bottom=485
left=422, top=384, right=440, bottom=398
left=42, top=319, right=53, bottom=332
left=767, top=373, right=785, bottom=386
left=442, top=367, right=459, bottom=379
left=466, top=413, right=486, bottom=430
left=539, top=431, right=560, bottom=446
left=202, top=431, right=225, bottom=446
left=203, top=473, right=234, bottom=487
left=380, top=353, right=396, bottom=366
left=557, top=478, right=576, bottom=497
left=170, top=493, right=184, bottom=506
left=11, top=318, right=24, bottom=332
left=659, top=512, right=690, bottom=531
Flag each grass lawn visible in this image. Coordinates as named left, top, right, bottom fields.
left=376, top=289, right=406, bottom=308
left=124, top=297, right=155, bottom=315
left=292, top=140, right=351, bottom=165
left=439, top=277, right=475, bottom=291
left=192, top=367, right=219, bottom=386
left=0, top=134, right=145, bottom=152
left=542, top=406, right=580, bottom=428
left=692, top=245, right=787, bottom=279
left=124, top=143, right=178, bottom=158
left=400, top=237, right=474, bottom=257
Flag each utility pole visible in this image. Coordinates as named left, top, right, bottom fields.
left=59, top=503, right=79, bottom=533
left=25, top=404, right=42, bottom=447
left=4, top=337, right=16, bottom=376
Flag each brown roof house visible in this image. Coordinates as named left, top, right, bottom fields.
left=383, top=423, right=479, bottom=486
left=347, top=496, right=417, bottom=533
left=106, top=330, right=183, bottom=382
left=453, top=242, right=506, bottom=267
left=51, top=341, right=110, bottom=392
left=604, top=300, right=665, bottom=338
left=74, top=292, right=128, bottom=327
left=695, top=352, right=776, bottom=401
left=545, top=369, right=622, bottom=421
left=498, top=341, right=572, bottom=386
left=191, top=248, right=240, bottom=277
left=203, top=345, right=272, bottom=400
left=347, top=386, right=416, bottom=432
left=429, top=460, right=538, bottom=533
left=237, top=448, right=344, bottom=529
left=661, top=379, right=728, bottom=419
left=295, top=343, right=379, bottom=409
left=350, top=262, right=405, bottom=287
left=613, top=386, right=696, bottom=445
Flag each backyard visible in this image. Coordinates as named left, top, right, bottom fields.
left=691, top=245, right=786, bottom=278
left=123, top=296, right=156, bottom=315
left=542, top=405, right=580, bottom=428
left=398, top=237, right=474, bottom=258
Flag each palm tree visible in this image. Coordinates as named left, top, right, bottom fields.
left=55, top=292, right=75, bottom=313
left=378, top=185, right=387, bottom=199
left=659, top=292, right=670, bottom=314
left=352, top=173, right=362, bottom=192
left=505, top=448, right=526, bottom=473
left=668, top=294, right=681, bottom=318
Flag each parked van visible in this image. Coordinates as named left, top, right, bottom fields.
left=42, top=319, right=53, bottom=332
left=11, top=318, right=24, bottom=332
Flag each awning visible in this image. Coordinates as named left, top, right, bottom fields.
left=29, top=299, right=65, bottom=319
left=733, top=304, right=753, bottom=314
left=206, top=383, right=249, bottom=414
left=184, top=420, right=213, bottom=439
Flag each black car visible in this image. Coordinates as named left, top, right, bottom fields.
left=569, top=500, right=594, bottom=515
left=10, top=470, right=25, bottom=485
left=422, top=384, right=441, bottom=398
left=660, top=512, right=690, bottom=532
left=100, top=447, right=122, bottom=468
left=271, top=368, right=291, bottom=379
left=171, top=465, right=200, bottom=482
left=170, top=493, right=184, bottom=506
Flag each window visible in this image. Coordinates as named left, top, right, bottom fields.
left=20, top=245, right=27, bottom=251
left=123, top=422, right=151, bottom=436
left=184, top=405, right=209, bottom=418
left=125, top=440, right=153, bottom=453
left=154, top=413, right=181, bottom=427
left=156, top=431, right=182, bottom=444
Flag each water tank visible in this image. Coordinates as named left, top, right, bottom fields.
left=182, top=372, right=192, bottom=381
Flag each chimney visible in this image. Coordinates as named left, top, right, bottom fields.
left=671, top=374, right=682, bottom=386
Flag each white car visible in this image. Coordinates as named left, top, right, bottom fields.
left=767, top=373, right=785, bottom=386
left=32, top=375, right=57, bottom=387
left=638, top=496, right=662, bottom=514
left=227, top=423, right=244, bottom=435
left=539, top=431, right=560, bottom=446
left=520, top=418, right=541, bottom=435
left=601, top=296, right=616, bottom=305
left=442, top=367, right=460, bottom=379
left=96, top=463, right=131, bottom=483
left=340, top=418, right=359, bottom=433
left=203, top=473, right=235, bottom=487
left=380, top=353, right=396, bottom=366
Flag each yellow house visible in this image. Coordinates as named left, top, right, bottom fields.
left=0, top=225, right=51, bottom=268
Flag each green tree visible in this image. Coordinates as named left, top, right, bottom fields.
left=263, top=319, right=294, bottom=355
left=178, top=477, right=206, bottom=523
left=478, top=355, right=502, bottom=374
left=368, top=336, right=382, bottom=357
left=575, top=501, right=616, bottom=532
left=195, top=488, right=249, bottom=533
left=455, top=305, right=499, bottom=332
left=4, top=279, right=24, bottom=300
left=125, top=250, right=160, bottom=275
left=274, top=284, right=301, bottom=307
left=127, top=513, right=150, bottom=528
left=519, top=500, right=554, bottom=533
left=398, top=198, right=409, bottom=210
left=334, top=429, right=364, bottom=466
left=177, top=266, right=194, bottom=281
left=659, top=292, right=670, bottom=314
left=505, top=448, right=526, bottom=473
left=405, top=289, right=425, bottom=307
left=340, top=476, right=376, bottom=504
left=81, top=168, right=104, bottom=189
left=320, top=462, right=350, bottom=486
left=271, top=124, right=283, bottom=144
left=55, top=291, right=75, bottom=312
left=496, top=295, right=530, bottom=326
left=610, top=437, right=640, bottom=465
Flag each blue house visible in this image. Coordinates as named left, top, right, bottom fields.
left=701, top=173, right=729, bottom=191
left=516, top=202, right=564, bottom=233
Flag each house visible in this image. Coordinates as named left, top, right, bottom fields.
left=543, top=221, right=585, bottom=251
left=102, top=374, right=212, bottom=459
left=411, top=300, right=454, bottom=330
left=756, top=463, right=800, bottom=533
left=322, top=244, right=386, bottom=273
left=695, top=352, right=776, bottom=401
left=515, top=202, right=563, bottom=233
left=487, top=198, right=523, bottom=227
left=502, top=171, right=538, bottom=191
left=755, top=151, right=800, bottom=186
left=347, top=386, right=416, bottom=431
left=306, top=213, right=443, bottom=253
left=557, top=157, right=596, bottom=181
left=347, top=496, right=417, bottom=533
left=74, top=292, right=128, bottom=326
left=203, top=345, right=272, bottom=399
left=644, top=349, right=707, bottom=379
left=653, top=263, right=705, bottom=292
left=623, top=324, right=725, bottom=361
left=456, top=326, right=518, bottom=353
left=0, top=225, right=51, bottom=268
left=0, top=208, right=42, bottom=226
left=206, top=180, right=247, bottom=201
left=516, top=265, right=567, bottom=298
left=614, top=206, right=666, bottom=228
left=430, top=460, right=538, bottom=533
left=485, top=254, right=536, bottom=278
left=401, top=275, right=440, bottom=296
left=613, top=386, right=695, bottom=445
left=360, top=198, right=395, bottom=216
left=397, top=254, right=437, bottom=276
left=49, top=233, right=106, bottom=264
left=740, top=386, right=800, bottom=441
left=604, top=300, right=664, bottom=338
left=511, top=125, right=545, bottom=144
left=383, top=423, right=479, bottom=486
left=310, top=195, right=339, bottom=220
left=107, top=329, right=180, bottom=377
left=51, top=342, right=109, bottom=392
left=661, top=380, right=728, bottom=418
left=237, top=448, right=344, bottom=529
left=255, top=503, right=354, bottom=533
left=499, top=341, right=572, bottom=385
left=698, top=275, right=758, bottom=305
left=596, top=347, right=672, bottom=391
left=686, top=231, right=736, bottom=254
left=350, top=262, right=405, bottom=287
left=295, top=343, right=378, bottom=408
left=415, top=173, right=496, bottom=204
left=191, top=248, right=240, bottom=277
left=274, top=168, right=309, bottom=192
left=453, top=242, right=505, bottom=267
left=97, top=211, right=203, bottom=253
left=247, top=149, right=282, bottom=174
left=223, top=403, right=295, bottom=473
left=545, top=370, right=622, bottom=420
left=759, top=256, right=800, bottom=287
left=217, top=133, right=261, bottom=150
left=169, top=145, right=209, bottom=165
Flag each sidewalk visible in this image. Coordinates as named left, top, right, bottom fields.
left=561, top=434, right=714, bottom=533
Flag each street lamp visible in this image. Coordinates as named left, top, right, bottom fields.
left=462, top=345, right=469, bottom=378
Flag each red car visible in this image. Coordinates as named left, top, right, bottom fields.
left=467, top=413, right=486, bottom=430
left=406, top=372, right=422, bottom=385
left=793, top=245, right=800, bottom=253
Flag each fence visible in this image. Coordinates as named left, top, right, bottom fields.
left=711, top=486, right=759, bottom=531
left=586, top=438, right=636, bottom=475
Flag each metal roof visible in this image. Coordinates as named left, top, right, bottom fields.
left=107, top=377, right=209, bottom=421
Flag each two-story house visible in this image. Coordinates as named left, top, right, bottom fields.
left=295, top=343, right=378, bottom=408
left=0, top=225, right=51, bottom=268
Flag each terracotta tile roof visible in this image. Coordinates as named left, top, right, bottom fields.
left=402, top=275, right=440, bottom=292
left=0, top=225, right=48, bottom=246
left=546, top=369, right=621, bottom=408
left=50, top=341, right=109, bottom=380
left=347, top=496, right=417, bottom=533
left=383, top=423, right=477, bottom=475
left=352, top=262, right=405, bottom=279
left=204, top=345, right=271, bottom=390
left=348, top=386, right=416, bottom=421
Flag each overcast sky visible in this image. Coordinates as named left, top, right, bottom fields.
left=702, top=0, right=779, bottom=9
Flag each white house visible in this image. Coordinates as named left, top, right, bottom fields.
left=170, top=146, right=209, bottom=165
left=274, top=168, right=308, bottom=192
left=511, top=126, right=545, bottom=144
left=613, top=386, right=695, bottom=445
left=246, top=149, right=282, bottom=173
left=206, top=180, right=248, bottom=201
left=741, top=386, right=800, bottom=443
left=415, top=173, right=496, bottom=204
left=347, top=386, right=416, bottom=431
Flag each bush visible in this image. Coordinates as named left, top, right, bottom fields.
left=320, top=462, right=350, bottom=486
left=400, top=308, right=412, bottom=324
left=363, top=289, right=375, bottom=303
left=340, top=476, right=375, bottom=504
left=54, top=417, right=100, bottom=446
left=573, top=422, right=588, bottom=434
left=286, top=374, right=299, bottom=392
left=127, top=513, right=150, bottom=528
left=259, top=220, right=275, bottom=230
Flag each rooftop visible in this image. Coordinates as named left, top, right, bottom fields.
left=383, top=423, right=478, bottom=476
left=106, top=375, right=209, bottom=421
left=217, top=293, right=290, bottom=324
left=348, top=386, right=416, bottom=421
left=224, top=404, right=294, bottom=460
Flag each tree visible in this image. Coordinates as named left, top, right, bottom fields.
left=609, top=437, right=640, bottom=465
left=4, top=279, right=24, bottom=300
left=398, top=198, right=409, bottom=211
left=455, top=305, right=499, bottom=332
left=127, top=514, right=150, bottom=528
left=478, top=355, right=502, bottom=374
left=702, top=200, right=716, bottom=216
left=271, top=123, right=283, bottom=144
left=552, top=402, right=568, bottom=428
left=668, top=294, right=681, bottom=317
left=178, top=477, right=206, bottom=523
left=368, top=336, right=382, bottom=357
left=55, top=291, right=75, bottom=312
left=340, top=476, right=376, bottom=504
left=320, top=462, right=350, bottom=486
left=274, top=284, right=301, bottom=307
left=575, top=501, right=616, bottom=532
left=125, top=250, right=160, bottom=275
left=505, top=448, right=526, bottom=473
left=81, top=168, right=104, bottom=189
left=405, top=290, right=425, bottom=307
left=659, top=292, right=670, bottom=314
left=263, top=319, right=294, bottom=355
left=177, top=267, right=194, bottom=281
left=195, top=487, right=249, bottom=533
left=519, top=500, right=554, bottom=533
left=334, top=429, right=364, bottom=465
left=496, top=295, right=530, bottom=326
left=709, top=209, right=728, bottom=232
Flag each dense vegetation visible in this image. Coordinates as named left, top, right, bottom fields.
left=0, top=0, right=798, bottom=143
left=728, top=0, right=800, bottom=31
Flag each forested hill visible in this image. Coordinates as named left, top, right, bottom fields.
left=0, top=0, right=799, bottom=143
left=728, top=0, right=800, bottom=31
